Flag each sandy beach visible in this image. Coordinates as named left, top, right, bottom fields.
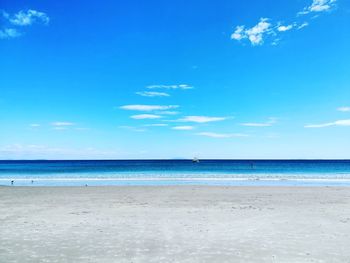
left=1, top=186, right=350, bottom=263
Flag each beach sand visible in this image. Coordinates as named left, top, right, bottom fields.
left=1, top=186, right=350, bottom=263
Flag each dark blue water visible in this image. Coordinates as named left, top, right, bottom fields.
left=1, top=160, right=350, bottom=186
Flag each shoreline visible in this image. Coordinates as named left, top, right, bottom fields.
left=2, top=176, right=350, bottom=181
left=2, top=177, right=350, bottom=187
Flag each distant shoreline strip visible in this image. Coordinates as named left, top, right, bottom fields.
left=2, top=177, right=350, bottom=182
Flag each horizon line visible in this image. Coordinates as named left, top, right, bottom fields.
left=1, top=159, right=350, bottom=161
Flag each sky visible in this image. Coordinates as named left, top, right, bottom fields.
left=0, top=0, right=350, bottom=159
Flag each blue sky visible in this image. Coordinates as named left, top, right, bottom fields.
left=0, top=0, right=349, bottom=159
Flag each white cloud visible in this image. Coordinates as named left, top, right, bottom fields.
left=30, top=124, right=40, bottom=127
left=231, top=18, right=273, bottom=46
left=8, top=9, right=49, bottom=26
left=130, top=114, right=162, bottom=120
left=120, top=105, right=178, bottom=111
left=277, top=24, right=294, bottom=32
left=231, top=18, right=310, bottom=46
left=298, top=0, right=337, bottom=15
left=231, top=0, right=336, bottom=46
left=246, top=18, right=272, bottom=45
left=231, top=26, right=245, bottom=40
left=196, top=132, right=248, bottom=138
left=297, top=22, right=309, bottom=29
left=305, top=119, right=350, bottom=128
left=147, top=84, right=193, bottom=90
left=172, top=126, right=194, bottom=130
left=1, top=9, right=49, bottom=40
left=241, top=118, right=276, bottom=127
left=51, top=122, right=75, bottom=127
left=337, top=107, right=350, bottom=112
left=178, top=116, right=227, bottom=123
left=136, top=91, right=170, bottom=97
left=0, top=28, right=21, bottom=39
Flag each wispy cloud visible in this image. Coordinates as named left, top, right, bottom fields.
left=172, top=126, right=194, bottom=130
left=31, top=122, right=87, bottom=130
left=196, top=132, right=248, bottom=138
left=297, top=22, right=309, bottom=30
left=130, top=114, right=162, bottom=119
left=337, top=107, right=350, bottom=112
left=1, top=9, right=49, bottom=40
left=0, top=28, right=21, bottom=39
left=241, top=118, right=276, bottom=127
left=51, top=121, right=75, bottom=131
left=136, top=91, right=170, bottom=97
left=147, top=84, right=193, bottom=90
left=298, top=0, right=337, bottom=15
left=231, top=18, right=309, bottom=46
left=120, top=105, right=178, bottom=111
left=178, top=116, right=227, bottom=123
left=305, top=119, right=350, bottom=128
left=277, top=24, right=294, bottom=32
left=51, top=122, right=75, bottom=127
left=6, top=9, right=49, bottom=26
left=231, top=0, right=336, bottom=46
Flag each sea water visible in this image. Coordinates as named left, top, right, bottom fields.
left=1, top=160, right=350, bottom=186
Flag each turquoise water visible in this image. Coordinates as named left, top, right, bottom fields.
left=1, top=160, right=350, bottom=186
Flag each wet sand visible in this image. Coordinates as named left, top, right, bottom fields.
left=1, top=186, right=350, bottom=262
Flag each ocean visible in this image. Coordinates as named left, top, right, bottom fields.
left=1, top=160, right=350, bottom=186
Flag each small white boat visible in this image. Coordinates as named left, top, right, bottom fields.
left=192, top=157, right=200, bottom=163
